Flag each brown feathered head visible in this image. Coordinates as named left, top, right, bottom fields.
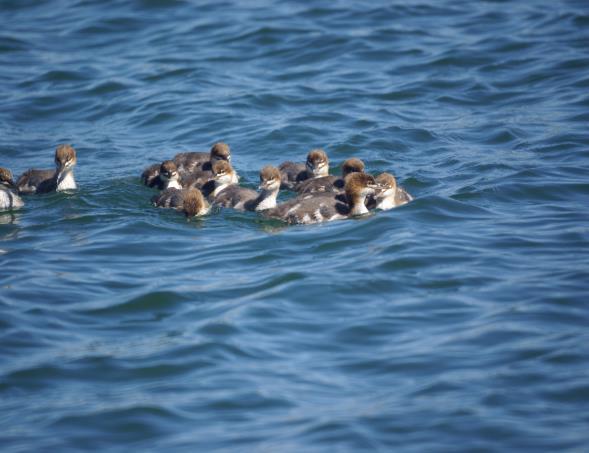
left=341, top=158, right=365, bottom=177
left=210, top=142, right=231, bottom=163
left=183, top=188, right=209, bottom=217
left=0, top=167, right=14, bottom=187
left=159, top=160, right=178, bottom=180
left=344, top=172, right=377, bottom=199
left=54, top=144, right=77, bottom=171
left=305, top=149, right=329, bottom=176
left=212, top=160, right=234, bottom=185
left=259, top=165, right=281, bottom=191
left=375, top=172, right=397, bottom=191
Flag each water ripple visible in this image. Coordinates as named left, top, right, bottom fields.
left=1, top=0, right=588, bottom=451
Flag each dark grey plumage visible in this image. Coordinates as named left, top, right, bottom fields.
left=141, top=143, right=231, bottom=189
left=142, top=160, right=215, bottom=193
left=279, top=161, right=308, bottom=190
left=181, top=169, right=214, bottom=190
left=295, top=158, right=365, bottom=194
left=173, top=151, right=210, bottom=173
left=152, top=188, right=190, bottom=209
left=175, top=142, right=231, bottom=173
left=279, top=149, right=330, bottom=190
left=16, top=169, right=57, bottom=194
left=295, top=175, right=341, bottom=194
left=211, top=164, right=280, bottom=211
left=213, top=185, right=259, bottom=210
left=141, top=163, right=161, bottom=188
left=264, top=193, right=347, bottom=225
left=152, top=188, right=210, bottom=216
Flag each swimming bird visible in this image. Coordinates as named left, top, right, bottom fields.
left=208, top=160, right=239, bottom=200
left=182, top=189, right=211, bottom=217
left=152, top=185, right=210, bottom=214
left=174, top=142, right=231, bottom=173
left=264, top=172, right=378, bottom=225
left=213, top=165, right=281, bottom=211
left=0, top=168, right=24, bottom=210
left=17, top=144, right=77, bottom=194
left=148, top=160, right=209, bottom=191
left=279, top=148, right=329, bottom=190
left=295, top=157, right=365, bottom=194
left=148, top=160, right=183, bottom=191
left=142, top=143, right=234, bottom=191
left=374, top=172, right=413, bottom=210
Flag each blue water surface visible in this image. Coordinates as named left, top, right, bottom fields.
left=1, top=0, right=589, bottom=451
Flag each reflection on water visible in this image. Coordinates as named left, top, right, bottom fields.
left=0, top=211, right=21, bottom=226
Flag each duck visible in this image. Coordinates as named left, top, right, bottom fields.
left=174, top=142, right=231, bottom=173
left=141, top=142, right=231, bottom=188
left=208, top=160, right=237, bottom=200
left=0, top=167, right=24, bottom=210
left=151, top=160, right=183, bottom=190
left=17, top=144, right=77, bottom=194
left=213, top=165, right=281, bottom=211
left=264, top=172, right=378, bottom=225
left=295, top=157, right=365, bottom=194
left=278, top=148, right=329, bottom=190
left=182, top=189, right=211, bottom=217
left=152, top=185, right=210, bottom=213
left=374, top=172, right=413, bottom=210
left=149, top=160, right=212, bottom=192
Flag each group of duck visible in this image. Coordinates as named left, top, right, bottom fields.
left=0, top=142, right=412, bottom=225
left=142, top=142, right=412, bottom=224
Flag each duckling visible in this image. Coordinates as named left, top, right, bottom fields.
left=17, top=144, right=77, bottom=194
left=374, top=172, right=413, bottom=210
left=141, top=142, right=231, bottom=187
left=148, top=160, right=182, bottom=190
left=174, top=142, right=231, bottom=173
left=279, top=148, right=329, bottom=190
left=213, top=165, right=281, bottom=211
left=295, top=157, right=365, bottom=194
left=264, top=173, right=378, bottom=225
left=153, top=160, right=214, bottom=192
left=181, top=189, right=211, bottom=217
left=0, top=168, right=24, bottom=210
left=209, top=160, right=236, bottom=199
left=152, top=184, right=211, bottom=212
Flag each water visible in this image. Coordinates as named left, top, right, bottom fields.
left=1, top=0, right=589, bottom=451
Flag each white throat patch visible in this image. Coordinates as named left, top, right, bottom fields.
left=57, top=170, right=76, bottom=191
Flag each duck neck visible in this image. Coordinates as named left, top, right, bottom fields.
left=307, top=167, right=328, bottom=179
left=56, top=168, right=76, bottom=191
left=376, top=188, right=397, bottom=210
left=349, top=193, right=369, bottom=216
left=212, top=181, right=230, bottom=197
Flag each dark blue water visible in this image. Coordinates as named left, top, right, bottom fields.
left=1, top=0, right=589, bottom=451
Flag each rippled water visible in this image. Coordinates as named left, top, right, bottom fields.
left=1, top=0, right=589, bottom=451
